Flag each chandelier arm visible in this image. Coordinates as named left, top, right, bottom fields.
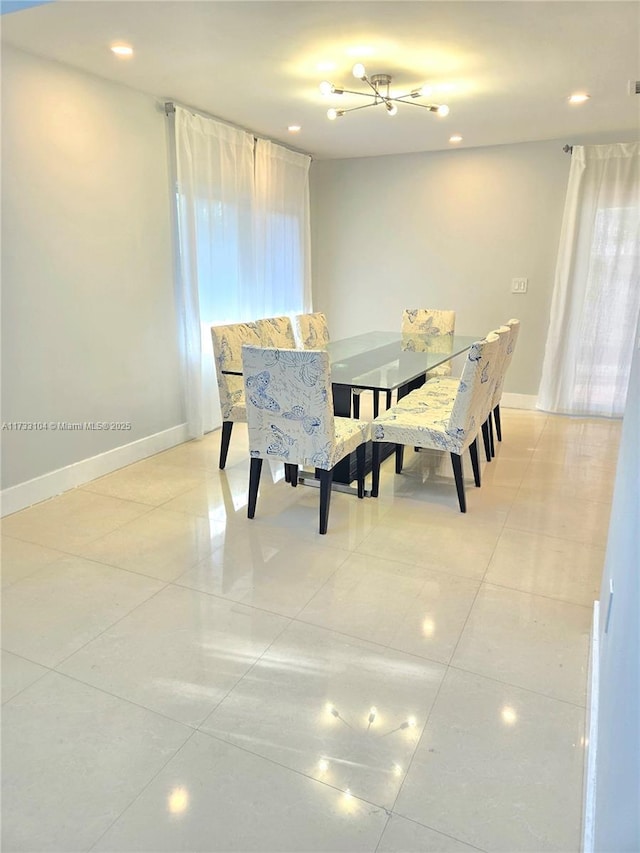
left=362, top=76, right=384, bottom=97
left=339, top=101, right=382, bottom=114
left=335, top=88, right=382, bottom=101
left=392, top=99, right=442, bottom=111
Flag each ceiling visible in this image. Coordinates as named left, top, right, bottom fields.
left=2, top=1, right=638, bottom=159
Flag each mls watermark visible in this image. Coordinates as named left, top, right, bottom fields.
left=2, top=422, right=132, bottom=431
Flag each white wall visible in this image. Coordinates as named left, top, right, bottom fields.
left=1, top=46, right=184, bottom=492
left=592, top=333, right=640, bottom=852
left=310, top=137, right=591, bottom=396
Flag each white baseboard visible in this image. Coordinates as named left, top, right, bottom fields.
left=501, top=392, right=538, bottom=410
left=583, top=600, right=600, bottom=853
left=1, top=423, right=190, bottom=517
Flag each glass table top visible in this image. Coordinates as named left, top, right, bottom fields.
left=327, top=331, right=478, bottom=391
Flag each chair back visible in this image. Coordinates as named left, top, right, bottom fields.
left=492, top=319, right=521, bottom=406
left=488, top=325, right=511, bottom=408
left=211, top=322, right=261, bottom=420
left=447, top=333, right=501, bottom=445
left=241, top=346, right=336, bottom=469
left=296, top=312, right=330, bottom=350
left=402, top=308, right=455, bottom=337
left=255, top=316, right=297, bottom=349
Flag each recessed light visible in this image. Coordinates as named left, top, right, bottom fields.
left=111, top=44, right=133, bottom=58
left=288, top=125, right=301, bottom=133
left=568, top=93, right=590, bottom=104
left=449, top=134, right=463, bottom=143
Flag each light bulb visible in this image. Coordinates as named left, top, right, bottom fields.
left=437, top=104, right=450, bottom=117
left=352, top=63, right=366, bottom=79
left=327, top=108, right=338, bottom=121
left=420, top=84, right=433, bottom=97
left=386, top=102, right=398, bottom=116
left=319, top=80, right=334, bottom=96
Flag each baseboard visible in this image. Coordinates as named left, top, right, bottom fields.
left=501, top=392, right=538, bottom=410
left=583, top=600, right=600, bottom=853
left=0, top=423, right=190, bottom=517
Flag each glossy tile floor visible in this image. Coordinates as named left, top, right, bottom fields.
left=1, top=409, right=620, bottom=852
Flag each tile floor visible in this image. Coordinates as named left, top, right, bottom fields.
left=1, top=408, right=620, bottom=852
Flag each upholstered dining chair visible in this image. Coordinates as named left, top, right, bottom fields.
left=491, top=318, right=520, bottom=445
left=401, top=308, right=456, bottom=380
left=295, top=312, right=380, bottom=421
left=211, top=321, right=262, bottom=469
left=241, top=345, right=370, bottom=534
left=295, top=312, right=330, bottom=350
left=419, top=325, right=510, bottom=462
left=370, top=332, right=501, bottom=513
left=255, top=316, right=297, bottom=349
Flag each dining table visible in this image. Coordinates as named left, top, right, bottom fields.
left=324, top=331, right=478, bottom=486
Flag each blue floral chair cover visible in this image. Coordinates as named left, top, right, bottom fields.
left=295, top=312, right=330, bottom=350
left=421, top=325, right=510, bottom=460
left=211, top=321, right=261, bottom=468
left=491, top=319, right=520, bottom=444
left=401, top=308, right=456, bottom=379
left=255, top=316, right=297, bottom=349
left=370, top=332, right=501, bottom=512
left=241, top=345, right=370, bottom=534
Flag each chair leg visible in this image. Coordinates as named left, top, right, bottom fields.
left=352, top=392, right=361, bottom=419
left=386, top=390, right=392, bottom=410
left=284, top=464, right=291, bottom=483
left=371, top=442, right=381, bottom=498
left=450, top=453, right=466, bottom=513
left=318, top=468, right=333, bottom=534
left=373, top=391, right=380, bottom=418
left=469, top=438, right=481, bottom=487
left=248, top=458, right=263, bottom=519
left=494, top=404, right=502, bottom=442
left=219, top=421, right=233, bottom=469
left=481, top=420, right=492, bottom=462
left=356, top=444, right=366, bottom=499
left=488, top=412, right=495, bottom=458
left=395, top=444, right=404, bottom=474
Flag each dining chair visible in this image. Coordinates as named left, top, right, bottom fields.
left=370, top=332, right=501, bottom=512
left=491, top=318, right=521, bottom=445
left=211, top=321, right=262, bottom=469
left=401, top=308, right=456, bottom=379
left=255, top=316, right=297, bottom=349
left=295, top=312, right=330, bottom=350
left=296, top=312, right=385, bottom=420
left=241, top=345, right=370, bottom=534
left=418, top=325, right=510, bottom=462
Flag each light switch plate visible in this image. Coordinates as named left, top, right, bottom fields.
left=511, top=277, right=528, bottom=293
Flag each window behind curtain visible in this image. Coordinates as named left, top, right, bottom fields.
left=173, top=107, right=311, bottom=437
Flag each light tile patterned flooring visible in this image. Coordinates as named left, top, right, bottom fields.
left=1, top=409, right=620, bottom=852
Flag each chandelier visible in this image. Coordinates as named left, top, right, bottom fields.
left=319, top=63, right=450, bottom=120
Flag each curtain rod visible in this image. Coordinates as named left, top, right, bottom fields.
left=563, top=144, right=573, bottom=153
left=163, top=100, right=313, bottom=160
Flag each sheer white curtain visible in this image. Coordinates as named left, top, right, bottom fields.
left=173, top=108, right=312, bottom=437
left=254, top=139, right=312, bottom=317
left=174, top=108, right=254, bottom=436
left=538, top=142, right=640, bottom=417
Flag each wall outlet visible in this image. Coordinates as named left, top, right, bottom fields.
left=511, top=277, right=528, bottom=294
